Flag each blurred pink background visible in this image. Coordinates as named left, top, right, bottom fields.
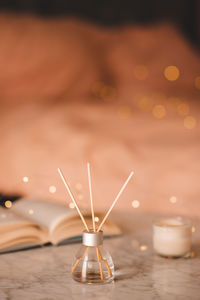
left=0, top=12, right=199, bottom=216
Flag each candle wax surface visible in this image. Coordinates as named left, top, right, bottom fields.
left=153, top=217, right=192, bottom=257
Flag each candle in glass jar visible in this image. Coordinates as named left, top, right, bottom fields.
left=153, top=217, right=192, bottom=257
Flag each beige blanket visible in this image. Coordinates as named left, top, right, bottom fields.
left=0, top=14, right=199, bottom=216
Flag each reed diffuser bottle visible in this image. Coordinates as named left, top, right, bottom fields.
left=58, top=163, right=133, bottom=285
left=72, top=230, right=114, bottom=284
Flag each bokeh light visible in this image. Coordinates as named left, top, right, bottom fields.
left=49, top=185, right=56, bottom=194
left=5, top=200, right=12, bottom=208
left=29, top=209, right=34, bottom=215
left=190, top=251, right=195, bottom=258
left=69, top=202, right=75, bottom=209
left=152, top=105, right=166, bottom=119
left=140, top=245, right=148, bottom=251
left=23, top=176, right=29, bottom=183
left=169, top=196, right=177, bottom=204
left=191, top=226, right=196, bottom=233
left=132, top=200, right=140, bottom=208
left=94, top=217, right=99, bottom=222
left=184, top=116, right=196, bottom=129
left=164, top=65, right=180, bottom=81
left=133, top=65, right=149, bottom=80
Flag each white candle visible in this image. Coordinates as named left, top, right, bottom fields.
left=153, top=217, right=192, bottom=257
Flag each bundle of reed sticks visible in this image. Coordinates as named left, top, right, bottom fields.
left=58, top=164, right=133, bottom=280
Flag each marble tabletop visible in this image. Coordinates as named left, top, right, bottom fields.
left=0, top=212, right=199, bottom=300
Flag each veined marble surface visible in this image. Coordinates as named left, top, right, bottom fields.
left=0, top=213, right=199, bottom=300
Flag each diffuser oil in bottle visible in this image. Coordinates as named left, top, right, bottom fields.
left=72, top=230, right=114, bottom=284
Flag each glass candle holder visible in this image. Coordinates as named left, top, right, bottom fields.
left=71, top=230, right=114, bottom=284
left=153, top=217, right=192, bottom=258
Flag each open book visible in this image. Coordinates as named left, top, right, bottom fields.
left=0, top=198, right=121, bottom=253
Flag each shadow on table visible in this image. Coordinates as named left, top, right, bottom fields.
left=114, top=264, right=139, bottom=281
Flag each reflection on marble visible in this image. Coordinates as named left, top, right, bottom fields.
left=70, top=279, right=115, bottom=300
left=0, top=213, right=199, bottom=299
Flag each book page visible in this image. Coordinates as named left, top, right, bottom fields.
left=51, top=214, right=122, bottom=244
left=11, top=197, right=78, bottom=234
left=0, top=206, right=45, bottom=250
left=0, top=206, right=33, bottom=229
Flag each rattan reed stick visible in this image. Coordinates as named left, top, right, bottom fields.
left=58, top=168, right=89, bottom=232
left=97, top=171, right=134, bottom=232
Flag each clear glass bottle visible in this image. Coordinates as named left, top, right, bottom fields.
left=72, top=230, right=114, bottom=284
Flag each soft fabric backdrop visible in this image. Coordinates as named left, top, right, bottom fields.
left=0, top=14, right=199, bottom=216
